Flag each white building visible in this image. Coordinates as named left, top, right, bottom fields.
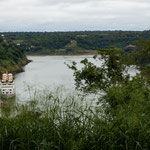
left=0, top=73, right=15, bottom=98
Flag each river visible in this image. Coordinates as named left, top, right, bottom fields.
left=15, top=55, right=95, bottom=102
left=14, top=55, right=139, bottom=102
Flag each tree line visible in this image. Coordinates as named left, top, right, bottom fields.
left=2, top=30, right=150, bottom=54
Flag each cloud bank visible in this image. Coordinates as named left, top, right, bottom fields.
left=0, top=0, right=150, bottom=31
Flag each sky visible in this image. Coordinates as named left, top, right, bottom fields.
left=0, top=0, right=150, bottom=32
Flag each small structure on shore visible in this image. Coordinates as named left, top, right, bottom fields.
left=124, top=45, right=137, bottom=53
left=0, top=72, right=15, bottom=98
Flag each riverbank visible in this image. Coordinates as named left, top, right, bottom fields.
left=0, top=40, right=30, bottom=75
left=0, top=58, right=31, bottom=76
left=12, top=59, right=31, bottom=74
left=25, top=50, right=98, bottom=56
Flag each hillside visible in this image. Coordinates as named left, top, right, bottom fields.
left=0, top=36, right=29, bottom=74
left=1, top=31, right=150, bottom=54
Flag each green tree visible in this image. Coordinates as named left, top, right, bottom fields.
left=68, top=47, right=129, bottom=92
left=68, top=47, right=150, bottom=149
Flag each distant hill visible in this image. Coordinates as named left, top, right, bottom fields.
left=1, top=31, right=150, bottom=54
left=0, top=36, right=28, bottom=74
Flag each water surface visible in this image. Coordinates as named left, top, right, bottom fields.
left=15, top=55, right=139, bottom=102
left=15, top=55, right=95, bottom=101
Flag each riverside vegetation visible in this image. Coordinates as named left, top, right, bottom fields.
left=2, top=30, right=150, bottom=55
left=0, top=36, right=28, bottom=74
left=123, top=39, right=150, bottom=75
left=1, top=41, right=150, bottom=149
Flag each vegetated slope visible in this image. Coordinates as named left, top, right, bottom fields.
left=2, top=30, right=150, bottom=54
left=1, top=47, right=150, bottom=149
left=125, top=39, right=150, bottom=75
left=0, top=37, right=28, bottom=74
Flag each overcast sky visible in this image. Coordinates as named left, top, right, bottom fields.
left=0, top=0, right=150, bottom=31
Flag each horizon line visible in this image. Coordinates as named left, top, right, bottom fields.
left=0, top=29, right=150, bottom=33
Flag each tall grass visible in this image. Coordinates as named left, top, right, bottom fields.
left=0, top=88, right=150, bottom=150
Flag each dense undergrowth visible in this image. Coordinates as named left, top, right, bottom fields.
left=0, top=75, right=150, bottom=150
left=1, top=37, right=150, bottom=149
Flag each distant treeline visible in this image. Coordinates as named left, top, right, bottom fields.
left=0, top=36, right=28, bottom=74
left=1, top=31, right=150, bottom=53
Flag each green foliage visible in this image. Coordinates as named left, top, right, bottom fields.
left=68, top=47, right=129, bottom=92
left=64, top=41, right=83, bottom=54
left=100, top=75, right=150, bottom=149
left=2, top=30, right=150, bottom=54
left=0, top=41, right=27, bottom=74
left=134, top=39, right=150, bottom=66
left=67, top=46, right=150, bottom=149
left=1, top=37, right=150, bottom=149
left=123, top=39, right=150, bottom=75
left=0, top=87, right=150, bottom=150
left=0, top=37, right=3, bottom=43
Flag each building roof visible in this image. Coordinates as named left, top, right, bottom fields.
left=125, top=45, right=137, bottom=48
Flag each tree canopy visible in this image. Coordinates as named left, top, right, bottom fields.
left=2, top=30, right=150, bottom=54
left=68, top=44, right=150, bottom=149
left=0, top=41, right=28, bottom=74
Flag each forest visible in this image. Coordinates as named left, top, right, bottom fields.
left=0, top=36, right=28, bottom=74
left=1, top=32, right=150, bottom=149
left=2, top=30, right=150, bottom=54
left=0, top=40, right=150, bottom=149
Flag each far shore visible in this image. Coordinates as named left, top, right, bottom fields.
left=25, top=52, right=98, bottom=57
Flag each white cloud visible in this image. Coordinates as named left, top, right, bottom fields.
left=0, top=0, right=150, bottom=31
